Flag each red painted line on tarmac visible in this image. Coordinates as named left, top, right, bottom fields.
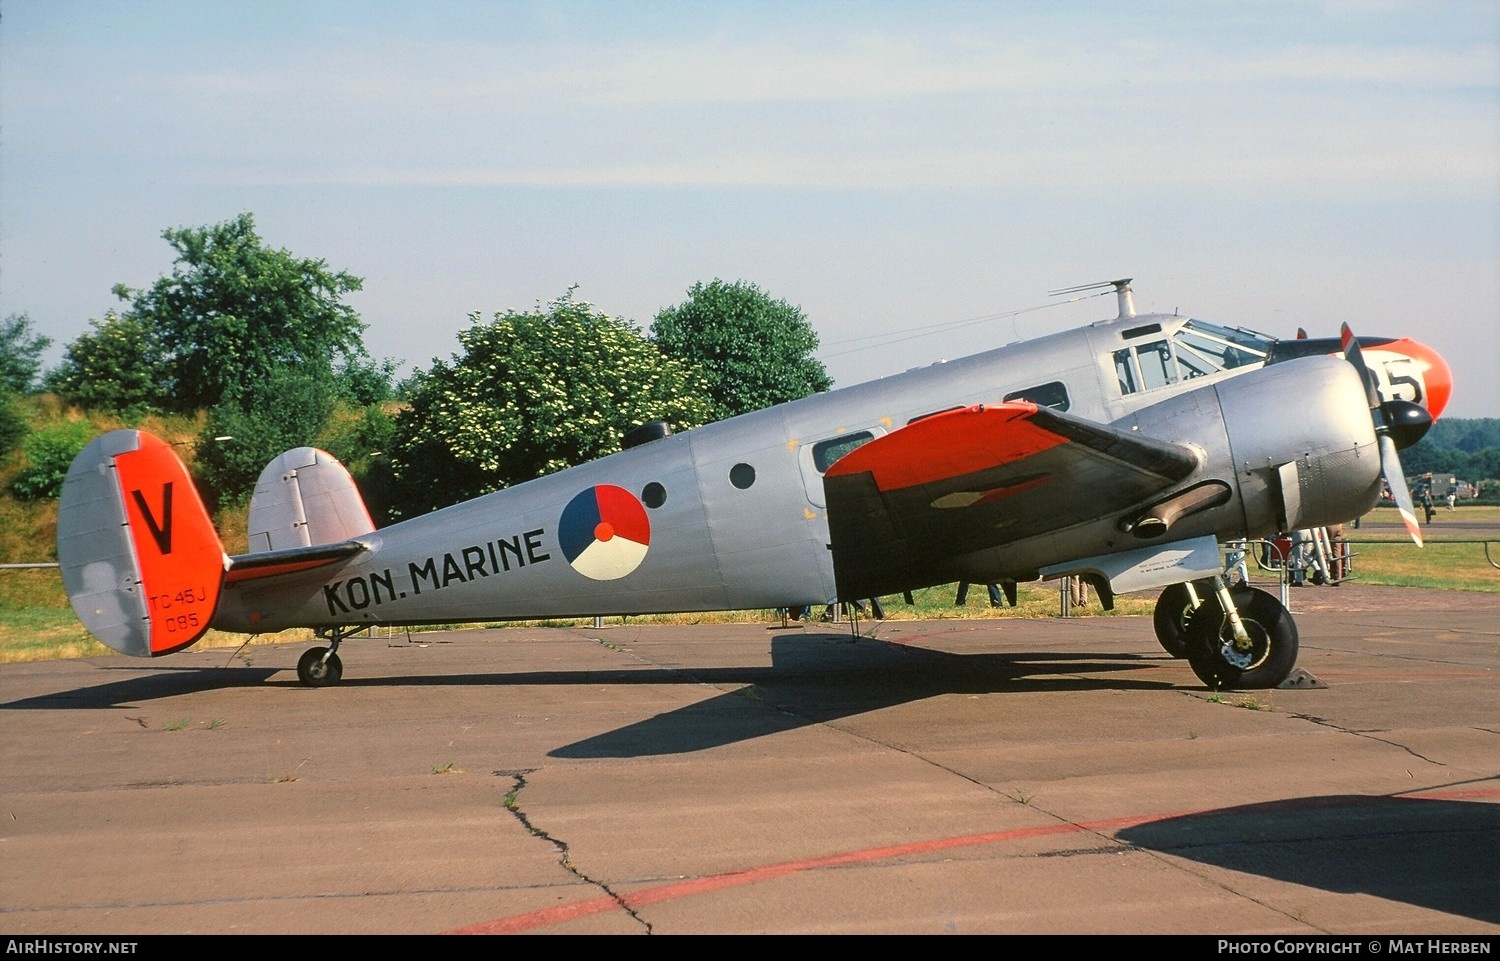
left=445, top=812, right=1176, bottom=935
left=445, top=785, right=1500, bottom=934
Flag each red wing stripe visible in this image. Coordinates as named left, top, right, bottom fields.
left=825, top=404, right=1063, bottom=492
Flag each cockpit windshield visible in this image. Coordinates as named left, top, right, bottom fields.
left=1173, top=319, right=1272, bottom=372
left=1114, top=319, right=1274, bottom=396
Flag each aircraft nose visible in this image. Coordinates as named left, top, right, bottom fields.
left=1385, top=338, right=1453, bottom=420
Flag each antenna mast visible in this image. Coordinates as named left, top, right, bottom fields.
left=1049, top=278, right=1135, bottom=319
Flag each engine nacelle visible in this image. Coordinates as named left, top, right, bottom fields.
left=1217, top=354, right=1381, bottom=536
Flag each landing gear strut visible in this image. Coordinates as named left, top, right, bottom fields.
left=296, top=627, right=355, bottom=686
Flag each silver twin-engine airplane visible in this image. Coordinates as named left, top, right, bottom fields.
left=56, top=280, right=1452, bottom=690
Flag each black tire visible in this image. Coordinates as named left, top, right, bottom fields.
left=1153, top=582, right=1197, bottom=658
left=297, top=646, right=343, bottom=687
left=1184, top=586, right=1298, bottom=690
left=1153, top=578, right=1223, bottom=658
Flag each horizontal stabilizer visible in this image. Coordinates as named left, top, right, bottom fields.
left=226, top=540, right=368, bottom=584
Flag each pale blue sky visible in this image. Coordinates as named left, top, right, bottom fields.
left=4, top=0, right=1497, bottom=416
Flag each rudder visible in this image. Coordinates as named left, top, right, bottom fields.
left=56, top=430, right=227, bottom=657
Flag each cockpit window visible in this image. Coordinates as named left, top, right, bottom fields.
left=1136, top=341, right=1175, bottom=390
left=1115, top=338, right=1212, bottom=394
left=1116, top=320, right=1274, bottom=396
left=1175, top=319, right=1271, bottom=371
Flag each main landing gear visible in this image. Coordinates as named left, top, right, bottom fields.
left=296, top=626, right=356, bottom=686
left=1153, top=579, right=1298, bottom=690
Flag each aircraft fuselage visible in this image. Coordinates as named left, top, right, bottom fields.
left=214, top=312, right=1387, bottom=633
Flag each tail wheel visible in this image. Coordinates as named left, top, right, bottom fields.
left=297, top=646, right=344, bottom=687
left=1184, top=586, right=1298, bottom=690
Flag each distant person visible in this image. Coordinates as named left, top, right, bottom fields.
left=1327, top=524, right=1347, bottom=583
left=1224, top=539, right=1250, bottom=588
left=1421, top=489, right=1436, bottom=524
left=1288, top=530, right=1310, bottom=587
left=1447, top=487, right=1457, bottom=511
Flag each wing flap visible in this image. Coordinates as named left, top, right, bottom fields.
left=823, top=404, right=1201, bottom=598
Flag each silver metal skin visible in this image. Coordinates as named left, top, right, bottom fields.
left=211, top=326, right=1377, bottom=635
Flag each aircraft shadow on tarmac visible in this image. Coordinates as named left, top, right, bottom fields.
left=1117, top=794, right=1500, bottom=926
left=2, top=665, right=282, bottom=711
left=3, top=631, right=1178, bottom=735
left=550, top=631, right=1177, bottom=758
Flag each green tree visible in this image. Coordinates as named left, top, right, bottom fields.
left=193, top=367, right=339, bottom=506
left=334, top=354, right=400, bottom=407
left=112, top=212, right=369, bottom=412
left=44, top=311, right=168, bottom=413
left=651, top=279, right=832, bottom=421
left=0, top=313, right=52, bottom=394
left=389, top=291, right=714, bottom=517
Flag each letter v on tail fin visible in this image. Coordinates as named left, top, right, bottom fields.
left=57, top=430, right=227, bottom=657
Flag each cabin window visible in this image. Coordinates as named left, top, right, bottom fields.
left=812, top=431, right=875, bottom=473
left=1003, top=381, right=1070, bottom=411
left=729, top=463, right=756, bottom=489
left=641, top=482, right=666, bottom=509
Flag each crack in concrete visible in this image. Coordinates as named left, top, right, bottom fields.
left=1289, top=713, right=1446, bottom=765
left=492, top=768, right=653, bottom=933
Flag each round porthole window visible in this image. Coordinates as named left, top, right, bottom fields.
left=642, top=481, right=667, bottom=509
left=729, top=463, right=755, bottom=490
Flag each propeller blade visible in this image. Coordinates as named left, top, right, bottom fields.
left=1379, top=434, right=1423, bottom=547
left=1340, top=323, right=1382, bottom=409
left=1343, top=323, right=1423, bottom=547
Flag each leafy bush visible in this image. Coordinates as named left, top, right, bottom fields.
left=0, top=393, right=27, bottom=455
left=12, top=420, right=96, bottom=499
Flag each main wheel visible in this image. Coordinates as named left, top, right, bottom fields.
left=1153, top=579, right=1228, bottom=658
left=1184, top=586, right=1298, bottom=690
left=1153, top=581, right=1206, bottom=658
left=297, top=646, right=344, bottom=687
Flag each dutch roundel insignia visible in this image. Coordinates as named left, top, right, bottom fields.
left=558, top=485, right=651, bottom=580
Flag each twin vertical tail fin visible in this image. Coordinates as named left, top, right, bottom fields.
left=56, top=430, right=227, bottom=657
